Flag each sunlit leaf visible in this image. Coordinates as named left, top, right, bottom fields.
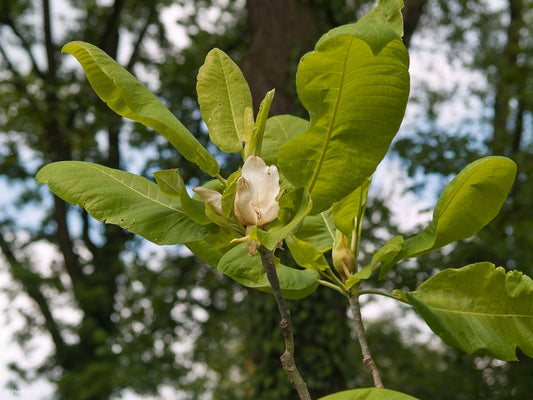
left=279, top=34, right=409, bottom=213
left=197, top=48, right=252, bottom=153
left=400, top=156, right=516, bottom=259
left=316, top=0, right=404, bottom=53
left=405, top=262, right=533, bottom=361
left=62, top=41, right=219, bottom=176
left=247, top=89, right=275, bottom=158
left=37, top=161, right=206, bottom=244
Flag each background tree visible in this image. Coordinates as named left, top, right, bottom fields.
left=1, top=0, right=532, bottom=399
left=0, top=0, right=246, bottom=398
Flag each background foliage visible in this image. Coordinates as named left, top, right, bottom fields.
left=0, top=0, right=532, bottom=399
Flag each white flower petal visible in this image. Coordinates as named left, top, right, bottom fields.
left=192, top=186, right=222, bottom=215
left=258, top=202, right=280, bottom=225
left=234, top=177, right=258, bottom=226
left=234, top=156, right=280, bottom=227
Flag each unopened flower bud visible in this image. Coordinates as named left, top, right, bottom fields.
left=333, top=232, right=355, bottom=281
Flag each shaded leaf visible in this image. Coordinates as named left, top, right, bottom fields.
left=332, top=179, right=371, bottom=236
left=62, top=41, right=219, bottom=176
left=374, top=235, right=403, bottom=279
left=261, top=115, right=309, bottom=165
left=406, top=262, right=533, bottom=361
left=153, top=169, right=211, bottom=225
left=36, top=161, right=206, bottom=244
left=345, top=264, right=374, bottom=289
left=293, top=210, right=335, bottom=253
left=285, top=234, right=329, bottom=271
left=218, top=243, right=319, bottom=299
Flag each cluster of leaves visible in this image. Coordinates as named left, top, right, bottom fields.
left=35, top=0, right=533, bottom=398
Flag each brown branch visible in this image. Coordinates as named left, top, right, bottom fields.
left=1, top=13, right=45, bottom=79
left=98, top=0, right=126, bottom=58
left=0, top=42, right=28, bottom=92
left=42, top=0, right=57, bottom=78
left=348, top=295, right=383, bottom=388
left=126, top=6, right=156, bottom=71
left=53, top=196, right=83, bottom=286
left=259, top=247, right=311, bottom=400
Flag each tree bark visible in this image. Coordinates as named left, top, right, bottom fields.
left=242, top=0, right=321, bottom=115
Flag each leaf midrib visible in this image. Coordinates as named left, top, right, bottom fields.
left=81, top=163, right=181, bottom=213
left=308, top=37, right=353, bottom=192
left=218, top=51, right=242, bottom=142
left=424, top=303, right=533, bottom=319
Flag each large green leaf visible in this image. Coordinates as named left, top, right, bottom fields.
left=36, top=161, right=206, bottom=244
left=399, top=156, right=516, bottom=259
left=153, top=169, right=211, bottom=225
left=405, top=262, right=533, bottom=361
left=285, top=234, right=329, bottom=271
left=318, top=388, right=418, bottom=400
left=261, top=115, right=308, bottom=165
left=278, top=35, right=409, bottom=213
left=218, top=243, right=319, bottom=299
left=62, top=41, right=219, bottom=176
left=197, top=48, right=252, bottom=153
left=293, top=210, right=335, bottom=253
left=316, top=0, right=405, bottom=53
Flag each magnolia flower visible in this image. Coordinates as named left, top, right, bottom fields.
left=192, top=186, right=222, bottom=215
left=234, top=156, right=280, bottom=227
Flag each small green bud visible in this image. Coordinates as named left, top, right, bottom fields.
left=333, top=232, right=355, bottom=281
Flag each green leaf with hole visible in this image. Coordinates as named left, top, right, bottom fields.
left=278, top=33, right=409, bottom=213
left=62, top=41, right=219, bottom=176
left=318, top=387, right=418, bottom=400
left=197, top=48, right=253, bottom=153
left=218, top=243, right=319, bottom=299
left=36, top=161, right=206, bottom=244
left=405, top=262, right=533, bottom=361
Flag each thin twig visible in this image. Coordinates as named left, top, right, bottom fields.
left=358, top=289, right=411, bottom=304
left=348, top=294, right=384, bottom=388
left=259, top=247, right=312, bottom=400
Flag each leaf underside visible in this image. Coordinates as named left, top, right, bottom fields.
left=407, top=262, right=533, bottom=361
left=62, top=41, right=219, bottom=176
left=36, top=161, right=206, bottom=245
